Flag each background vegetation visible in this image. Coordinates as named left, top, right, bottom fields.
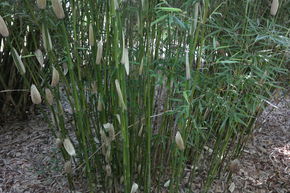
left=0, top=0, right=289, bottom=192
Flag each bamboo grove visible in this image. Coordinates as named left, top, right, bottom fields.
left=0, top=0, right=289, bottom=192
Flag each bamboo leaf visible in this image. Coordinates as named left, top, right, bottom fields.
left=151, top=15, right=168, bottom=26
left=156, top=7, right=182, bottom=12
left=172, top=16, right=187, bottom=30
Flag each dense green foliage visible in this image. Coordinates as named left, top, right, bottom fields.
left=0, top=0, right=289, bottom=192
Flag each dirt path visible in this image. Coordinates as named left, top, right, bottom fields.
left=0, top=90, right=289, bottom=193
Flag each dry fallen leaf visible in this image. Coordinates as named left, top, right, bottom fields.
left=228, top=182, right=235, bottom=192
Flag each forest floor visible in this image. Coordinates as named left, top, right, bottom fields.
left=0, top=88, right=289, bottom=193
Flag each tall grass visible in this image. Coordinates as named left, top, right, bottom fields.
left=1, top=0, right=289, bottom=192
